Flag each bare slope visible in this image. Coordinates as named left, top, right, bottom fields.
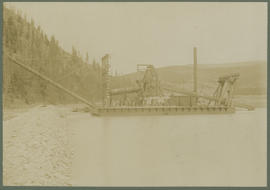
left=112, top=61, right=267, bottom=95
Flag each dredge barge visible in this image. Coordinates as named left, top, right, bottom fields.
left=95, top=48, right=252, bottom=116
left=96, top=106, right=235, bottom=116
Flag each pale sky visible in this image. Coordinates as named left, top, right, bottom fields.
left=6, top=2, right=268, bottom=74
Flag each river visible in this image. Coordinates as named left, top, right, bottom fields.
left=70, top=108, right=266, bottom=186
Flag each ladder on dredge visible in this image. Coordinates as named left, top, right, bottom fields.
left=6, top=54, right=99, bottom=115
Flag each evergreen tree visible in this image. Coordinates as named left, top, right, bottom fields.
left=85, top=52, right=89, bottom=64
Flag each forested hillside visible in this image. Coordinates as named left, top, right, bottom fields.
left=3, top=6, right=103, bottom=107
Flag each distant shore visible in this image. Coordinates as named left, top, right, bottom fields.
left=233, top=94, right=266, bottom=108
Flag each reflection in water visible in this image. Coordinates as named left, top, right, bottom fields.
left=71, top=109, right=266, bottom=186
left=101, top=118, right=110, bottom=185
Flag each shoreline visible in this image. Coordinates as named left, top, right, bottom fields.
left=3, top=105, right=75, bottom=186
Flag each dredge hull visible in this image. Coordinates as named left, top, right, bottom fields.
left=96, top=106, right=235, bottom=116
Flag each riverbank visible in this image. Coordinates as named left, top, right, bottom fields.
left=3, top=105, right=76, bottom=186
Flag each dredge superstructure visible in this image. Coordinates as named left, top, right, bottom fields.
left=96, top=48, right=252, bottom=116
left=7, top=47, right=254, bottom=116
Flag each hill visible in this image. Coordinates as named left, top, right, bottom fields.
left=111, top=61, right=267, bottom=96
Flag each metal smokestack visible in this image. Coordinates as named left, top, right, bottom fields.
left=193, top=47, right=197, bottom=93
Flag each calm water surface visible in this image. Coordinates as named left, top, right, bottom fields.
left=70, top=108, right=266, bottom=186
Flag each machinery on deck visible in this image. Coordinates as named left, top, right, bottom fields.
left=109, top=64, right=164, bottom=106
left=104, top=64, right=241, bottom=110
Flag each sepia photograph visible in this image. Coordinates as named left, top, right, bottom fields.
left=2, top=2, right=267, bottom=187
